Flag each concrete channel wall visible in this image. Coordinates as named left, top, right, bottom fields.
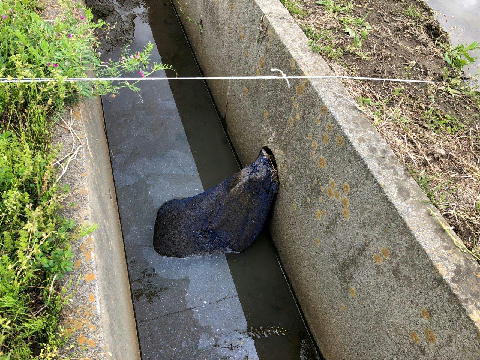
left=172, top=0, right=480, bottom=358
left=62, top=97, right=141, bottom=359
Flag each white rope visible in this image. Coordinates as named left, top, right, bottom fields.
left=0, top=68, right=435, bottom=84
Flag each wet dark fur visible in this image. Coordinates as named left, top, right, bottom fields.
left=153, top=147, right=279, bottom=257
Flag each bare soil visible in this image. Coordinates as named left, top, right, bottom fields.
left=289, top=0, right=480, bottom=258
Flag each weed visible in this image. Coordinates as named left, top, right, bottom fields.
left=342, top=18, right=371, bottom=48
left=444, top=42, right=480, bottom=70
left=315, top=0, right=371, bottom=49
left=422, top=108, right=465, bottom=134
left=316, top=0, right=353, bottom=14
left=303, top=26, right=344, bottom=58
left=403, top=5, right=422, bottom=19
left=280, top=0, right=306, bottom=17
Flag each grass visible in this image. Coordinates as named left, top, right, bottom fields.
left=403, top=5, right=422, bottom=19
left=0, top=0, right=168, bottom=358
left=280, top=0, right=306, bottom=17
left=303, top=26, right=344, bottom=59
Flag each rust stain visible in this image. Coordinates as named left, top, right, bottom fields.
left=424, top=328, right=436, bottom=343
left=85, top=251, right=93, bottom=262
left=315, top=238, right=321, bottom=245
left=315, top=117, right=322, bottom=124
left=74, top=259, right=82, bottom=269
left=421, top=309, right=431, bottom=320
left=78, top=335, right=88, bottom=345
left=373, top=253, right=384, bottom=264
left=311, top=140, right=319, bottom=152
left=341, top=197, right=350, bottom=208
left=326, top=187, right=335, bottom=198
left=88, top=293, right=96, bottom=303
left=409, top=332, right=420, bottom=344
left=263, top=110, right=269, bottom=119
left=318, top=157, right=327, bottom=168
left=295, top=80, right=308, bottom=95
left=326, top=123, right=334, bottom=132
left=85, top=236, right=94, bottom=245
left=306, top=133, right=313, bottom=140
left=322, top=133, right=330, bottom=144
left=380, top=248, right=391, bottom=259
left=342, top=207, right=350, bottom=219
left=84, top=273, right=96, bottom=282
left=348, top=287, right=357, bottom=297
left=339, top=304, right=347, bottom=311
left=335, top=135, right=345, bottom=146
left=315, top=210, right=326, bottom=219
left=242, top=87, right=249, bottom=95
left=86, top=338, right=97, bottom=347
left=320, top=105, right=328, bottom=114
left=342, top=183, right=350, bottom=194
left=333, top=190, right=341, bottom=200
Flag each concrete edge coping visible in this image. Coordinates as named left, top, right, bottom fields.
left=74, top=96, right=140, bottom=359
left=260, top=0, right=480, bottom=323
left=173, top=0, right=480, bottom=357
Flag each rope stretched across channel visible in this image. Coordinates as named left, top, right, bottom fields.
left=0, top=68, right=436, bottom=87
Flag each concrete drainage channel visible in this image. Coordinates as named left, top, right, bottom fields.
left=80, top=0, right=479, bottom=359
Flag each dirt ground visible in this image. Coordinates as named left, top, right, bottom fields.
left=286, top=0, right=480, bottom=259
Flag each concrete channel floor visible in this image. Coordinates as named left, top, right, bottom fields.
left=99, top=0, right=320, bottom=359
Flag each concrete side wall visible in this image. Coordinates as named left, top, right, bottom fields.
left=172, top=0, right=480, bottom=358
left=77, top=97, right=140, bottom=360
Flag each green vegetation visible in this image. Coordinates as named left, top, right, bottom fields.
left=303, top=26, right=344, bottom=59
left=316, top=0, right=353, bottom=14
left=0, top=0, right=168, bottom=358
left=444, top=41, right=480, bottom=70
left=422, top=108, right=464, bottom=134
left=280, top=0, right=306, bottom=17
left=315, top=0, right=371, bottom=50
left=403, top=4, right=422, bottom=19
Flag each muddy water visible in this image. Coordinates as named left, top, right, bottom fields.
left=91, top=0, right=321, bottom=359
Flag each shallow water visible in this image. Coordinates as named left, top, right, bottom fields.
left=96, top=0, right=321, bottom=358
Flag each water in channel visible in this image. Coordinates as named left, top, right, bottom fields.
left=93, top=0, right=322, bottom=358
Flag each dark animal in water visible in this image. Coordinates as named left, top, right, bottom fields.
left=153, top=147, right=279, bottom=257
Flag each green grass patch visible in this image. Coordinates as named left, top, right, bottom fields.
left=280, top=0, right=306, bottom=17
left=0, top=0, right=168, bottom=358
left=303, top=26, right=344, bottom=59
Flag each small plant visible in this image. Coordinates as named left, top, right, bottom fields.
left=340, top=15, right=371, bottom=48
left=316, top=0, right=353, bottom=14
left=280, top=0, right=306, bottom=17
left=303, top=26, right=344, bottom=58
left=403, top=5, right=422, bottom=19
left=444, top=42, right=480, bottom=70
left=422, top=108, right=465, bottom=134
